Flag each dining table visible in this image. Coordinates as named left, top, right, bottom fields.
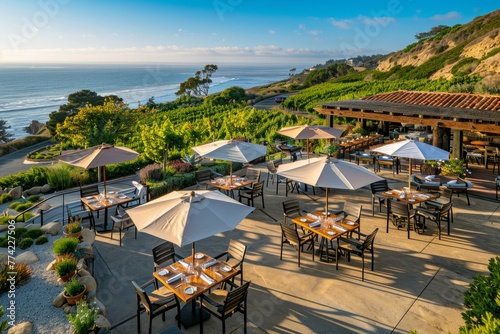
left=207, top=176, right=253, bottom=198
left=153, top=252, right=239, bottom=328
left=80, top=192, right=133, bottom=232
left=292, top=211, right=359, bottom=263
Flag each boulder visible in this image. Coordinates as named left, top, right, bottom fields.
left=52, top=291, right=66, bottom=307
left=0, top=225, right=7, bottom=233
left=92, top=298, right=108, bottom=317
left=0, top=253, right=8, bottom=262
left=81, top=229, right=96, bottom=245
left=77, top=275, right=97, bottom=294
left=7, top=321, right=32, bottom=334
left=46, top=259, right=56, bottom=271
left=16, top=251, right=39, bottom=265
left=77, top=258, right=87, bottom=270
left=24, top=186, right=42, bottom=196
left=63, top=304, right=72, bottom=314
left=40, top=222, right=61, bottom=236
left=7, top=186, right=23, bottom=200
left=77, top=268, right=91, bottom=277
left=41, top=184, right=51, bottom=193
left=94, top=315, right=112, bottom=330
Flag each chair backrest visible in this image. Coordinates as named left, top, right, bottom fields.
left=370, top=180, right=389, bottom=194
left=251, top=181, right=265, bottom=195
left=437, top=186, right=453, bottom=200
left=389, top=200, right=410, bottom=217
left=131, top=280, right=152, bottom=313
left=280, top=222, right=301, bottom=247
left=227, top=239, right=247, bottom=268
left=132, top=181, right=147, bottom=204
left=221, top=281, right=251, bottom=317
left=152, top=241, right=177, bottom=270
left=245, top=168, right=261, bottom=183
left=267, top=161, right=277, bottom=174
left=80, top=184, right=100, bottom=198
left=343, top=201, right=362, bottom=222
left=439, top=201, right=453, bottom=215
left=282, top=200, right=301, bottom=219
left=361, top=228, right=378, bottom=251
left=195, top=170, right=212, bottom=183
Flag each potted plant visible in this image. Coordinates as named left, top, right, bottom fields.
left=54, top=257, right=78, bottom=282
left=53, top=237, right=79, bottom=258
left=420, top=160, right=440, bottom=176
left=63, top=219, right=82, bottom=239
left=67, top=300, right=98, bottom=334
left=440, top=159, right=468, bottom=178
left=63, top=277, right=86, bottom=305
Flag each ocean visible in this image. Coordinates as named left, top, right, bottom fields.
left=0, top=63, right=300, bottom=139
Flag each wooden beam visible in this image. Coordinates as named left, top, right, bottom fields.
left=315, top=107, right=500, bottom=134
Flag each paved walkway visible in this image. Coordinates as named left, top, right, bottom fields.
left=78, top=162, right=498, bottom=334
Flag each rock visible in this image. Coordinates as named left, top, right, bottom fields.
left=41, top=184, right=51, bottom=193
left=78, top=275, right=97, bottom=294
left=78, top=268, right=91, bottom=277
left=16, top=251, right=39, bottom=265
left=0, top=225, right=7, bottom=233
left=77, top=258, right=87, bottom=270
left=7, top=321, right=33, bottom=334
left=81, top=229, right=95, bottom=245
left=0, top=253, right=8, bottom=262
left=24, top=186, right=42, bottom=196
left=52, top=291, right=66, bottom=307
left=63, top=304, right=72, bottom=314
left=7, top=186, right=23, bottom=200
left=94, top=315, right=112, bottom=330
left=40, top=222, right=61, bottom=236
left=46, top=259, right=57, bottom=271
left=92, top=298, right=107, bottom=317
left=24, top=120, right=44, bottom=135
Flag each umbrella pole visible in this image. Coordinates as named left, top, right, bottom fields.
left=408, top=158, right=412, bottom=189
left=192, top=242, right=196, bottom=266
left=325, top=187, right=329, bottom=214
left=230, top=161, right=233, bottom=185
left=307, top=139, right=309, bottom=159
left=103, top=166, right=107, bottom=198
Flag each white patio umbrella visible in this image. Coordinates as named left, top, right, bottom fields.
left=277, top=156, right=383, bottom=213
left=126, top=190, right=254, bottom=264
left=59, top=143, right=139, bottom=197
left=278, top=124, right=344, bottom=159
left=372, top=139, right=450, bottom=188
left=192, top=140, right=267, bottom=183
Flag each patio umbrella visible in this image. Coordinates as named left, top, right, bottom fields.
left=192, top=140, right=267, bottom=183
left=126, top=190, right=254, bottom=264
left=59, top=143, right=139, bottom=197
left=277, top=156, right=383, bottom=213
left=372, top=139, right=450, bottom=188
left=278, top=125, right=344, bottom=159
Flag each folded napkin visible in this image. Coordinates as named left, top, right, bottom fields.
left=178, top=259, right=189, bottom=269
left=307, top=213, right=319, bottom=220
left=167, top=273, right=182, bottom=284
left=308, top=221, right=321, bottom=228
left=418, top=194, right=430, bottom=199
left=333, top=224, right=347, bottom=232
left=200, top=273, right=215, bottom=285
left=333, top=217, right=343, bottom=222
left=201, top=259, right=217, bottom=269
left=234, top=182, right=242, bottom=186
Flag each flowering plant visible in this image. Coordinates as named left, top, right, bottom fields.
left=67, top=300, right=98, bottom=334
left=440, top=159, right=469, bottom=178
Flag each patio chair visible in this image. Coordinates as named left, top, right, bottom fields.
left=199, top=280, right=251, bottom=334
left=410, top=174, right=441, bottom=192
left=415, top=201, right=453, bottom=240
left=387, top=200, right=418, bottom=239
left=240, top=168, right=261, bottom=191
left=279, top=222, right=314, bottom=267
left=152, top=241, right=182, bottom=289
left=66, top=201, right=95, bottom=232
left=423, top=186, right=454, bottom=223
left=195, top=169, right=220, bottom=190
left=238, top=181, right=265, bottom=208
left=342, top=201, right=362, bottom=236
left=119, top=181, right=148, bottom=209
left=282, top=199, right=304, bottom=224
left=370, top=179, right=390, bottom=216
left=266, top=160, right=278, bottom=187
left=110, top=208, right=136, bottom=247
left=131, top=279, right=181, bottom=334
left=214, top=239, right=247, bottom=285
left=445, top=177, right=472, bottom=206
left=336, top=228, right=378, bottom=281
left=80, top=184, right=101, bottom=218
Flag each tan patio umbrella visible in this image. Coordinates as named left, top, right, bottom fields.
left=372, top=139, right=450, bottom=189
left=192, top=140, right=267, bottom=183
left=278, top=124, right=343, bottom=159
left=59, top=143, right=139, bottom=197
left=277, top=156, right=383, bottom=213
left=126, top=190, right=254, bottom=264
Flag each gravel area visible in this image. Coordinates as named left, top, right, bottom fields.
left=0, top=233, right=72, bottom=333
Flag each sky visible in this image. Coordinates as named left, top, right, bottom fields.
left=0, top=1, right=498, bottom=66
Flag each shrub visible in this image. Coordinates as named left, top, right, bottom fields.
left=167, top=159, right=193, bottom=174
left=11, top=203, right=32, bottom=212
left=54, top=257, right=78, bottom=277
left=67, top=300, right=98, bottom=334
left=13, top=227, right=28, bottom=239
left=0, top=194, right=12, bottom=204
left=52, top=238, right=79, bottom=256
left=35, top=235, right=48, bottom=245
left=461, top=257, right=500, bottom=330
left=18, top=238, right=33, bottom=250
left=64, top=277, right=85, bottom=297
left=0, top=262, right=32, bottom=293
left=14, top=212, right=35, bottom=222
left=0, top=237, right=7, bottom=248
left=45, top=163, right=74, bottom=190
left=440, top=159, right=468, bottom=178
left=8, top=202, right=21, bottom=210
left=65, top=221, right=82, bottom=234
left=139, top=163, right=163, bottom=183
left=24, top=228, right=44, bottom=239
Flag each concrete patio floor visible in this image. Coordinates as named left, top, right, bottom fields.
left=84, top=162, right=500, bottom=334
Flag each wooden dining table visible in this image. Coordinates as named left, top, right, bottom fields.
left=207, top=176, right=253, bottom=198
left=292, top=211, right=359, bottom=262
left=153, top=253, right=238, bottom=328
left=80, top=192, right=133, bottom=232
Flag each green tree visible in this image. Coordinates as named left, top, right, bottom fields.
left=0, top=120, right=13, bottom=143
left=140, top=119, right=184, bottom=168
left=176, top=64, right=218, bottom=97
left=415, top=25, right=449, bottom=40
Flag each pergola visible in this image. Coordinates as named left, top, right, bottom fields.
left=315, top=90, right=500, bottom=158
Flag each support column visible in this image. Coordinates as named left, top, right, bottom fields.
left=451, top=129, right=462, bottom=160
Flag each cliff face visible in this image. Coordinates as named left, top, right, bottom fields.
left=376, top=10, right=500, bottom=81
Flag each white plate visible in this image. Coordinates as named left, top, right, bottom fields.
left=158, top=269, right=168, bottom=276
left=408, top=199, right=416, bottom=202
left=346, top=221, right=356, bottom=226
left=327, top=231, right=336, bottom=236
left=184, top=286, right=197, bottom=295
left=220, top=266, right=232, bottom=272
left=119, top=195, right=127, bottom=199
left=85, top=196, right=94, bottom=199
left=300, top=218, right=307, bottom=222
left=94, top=205, right=101, bottom=208
left=195, top=253, right=204, bottom=259
left=323, top=212, right=331, bottom=215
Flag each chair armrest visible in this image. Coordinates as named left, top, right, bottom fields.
left=140, top=279, right=155, bottom=289
left=338, top=236, right=362, bottom=248
left=348, top=229, right=367, bottom=238
left=210, top=170, right=223, bottom=178
left=213, top=251, right=228, bottom=260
